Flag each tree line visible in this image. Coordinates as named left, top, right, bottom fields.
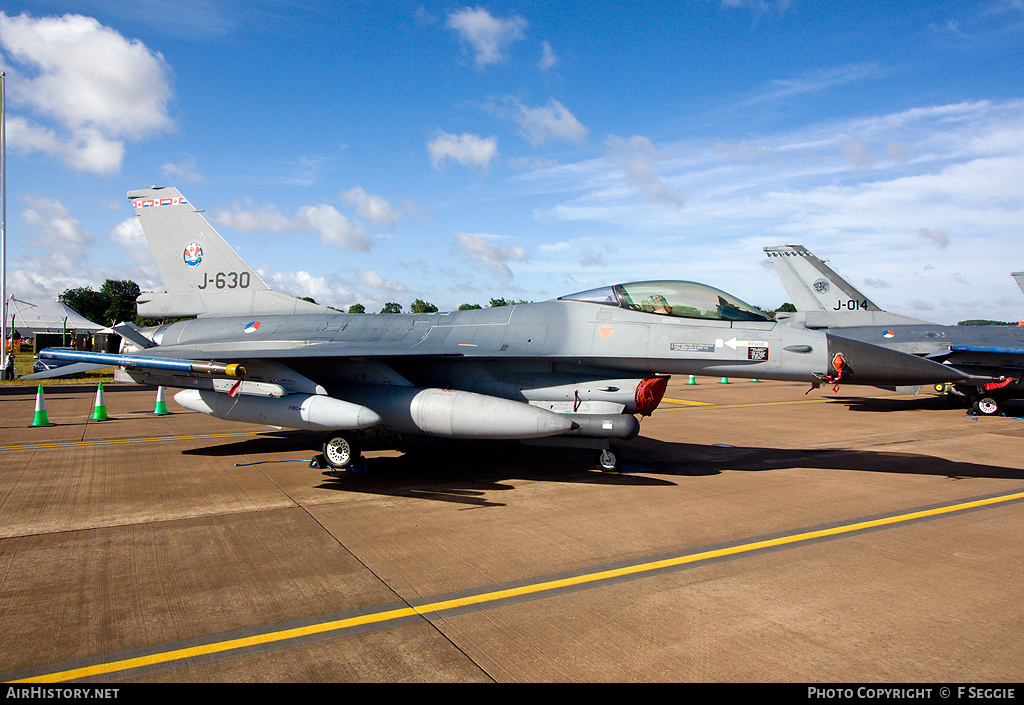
left=363, top=297, right=532, bottom=314
left=58, top=280, right=535, bottom=325
left=58, top=280, right=144, bottom=326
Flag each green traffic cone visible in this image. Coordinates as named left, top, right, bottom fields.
left=719, top=377, right=730, bottom=384
left=687, top=375, right=697, bottom=385
left=153, top=386, right=169, bottom=415
left=31, top=385, right=55, bottom=427
left=91, top=382, right=108, bottom=421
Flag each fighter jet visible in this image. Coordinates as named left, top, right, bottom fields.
left=28, top=188, right=966, bottom=471
left=765, top=245, right=1024, bottom=416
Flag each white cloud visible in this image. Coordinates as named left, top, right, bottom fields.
left=292, top=204, right=371, bottom=252
left=214, top=200, right=371, bottom=252
left=841, top=133, right=874, bottom=169
left=355, top=269, right=408, bottom=293
left=161, top=158, right=204, bottom=184
left=507, top=98, right=588, bottom=146
left=341, top=187, right=402, bottom=230
left=7, top=117, right=126, bottom=175
left=447, top=7, right=527, bottom=66
left=0, top=12, right=174, bottom=174
left=109, top=217, right=151, bottom=264
left=8, top=196, right=165, bottom=303
left=721, top=0, right=794, bottom=12
left=533, top=99, right=1024, bottom=322
left=264, top=270, right=350, bottom=305
left=214, top=201, right=292, bottom=233
left=605, top=135, right=686, bottom=209
left=21, top=196, right=91, bottom=254
left=751, top=64, right=884, bottom=105
left=539, top=40, right=557, bottom=70
left=427, top=131, right=498, bottom=170
left=918, top=227, right=950, bottom=249
left=454, top=232, right=528, bottom=279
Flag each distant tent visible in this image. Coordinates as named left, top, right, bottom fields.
left=6, top=296, right=104, bottom=337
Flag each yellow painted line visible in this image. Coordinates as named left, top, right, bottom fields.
left=13, top=488, right=1024, bottom=683
left=655, top=393, right=922, bottom=412
left=0, top=431, right=259, bottom=453
left=661, top=397, right=712, bottom=406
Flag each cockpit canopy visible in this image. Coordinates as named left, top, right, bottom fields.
left=559, top=280, right=772, bottom=322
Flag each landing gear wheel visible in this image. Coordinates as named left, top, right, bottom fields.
left=974, top=396, right=1002, bottom=416
left=322, top=432, right=360, bottom=469
left=596, top=448, right=620, bottom=472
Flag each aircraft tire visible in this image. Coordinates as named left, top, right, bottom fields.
left=323, top=431, right=360, bottom=469
left=974, top=396, right=1002, bottom=416
left=596, top=448, right=620, bottom=472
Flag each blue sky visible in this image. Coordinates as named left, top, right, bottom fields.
left=1, top=1, right=1022, bottom=324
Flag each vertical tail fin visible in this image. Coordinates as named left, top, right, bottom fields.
left=129, top=187, right=331, bottom=318
left=764, top=245, right=930, bottom=327
left=1012, top=271, right=1024, bottom=298
left=764, top=245, right=882, bottom=313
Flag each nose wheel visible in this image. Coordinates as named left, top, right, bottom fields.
left=596, top=448, right=620, bottom=471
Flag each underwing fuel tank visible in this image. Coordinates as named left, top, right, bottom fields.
left=558, top=413, right=641, bottom=439
left=338, top=386, right=576, bottom=439
left=174, top=390, right=382, bottom=431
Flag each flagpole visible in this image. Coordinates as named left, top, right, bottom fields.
left=1, top=71, right=7, bottom=365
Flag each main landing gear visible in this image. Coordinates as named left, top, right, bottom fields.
left=311, top=431, right=361, bottom=471
left=311, top=432, right=625, bottom=473
left=972, top=394, right=1004, bottom=417
left=951, top=382, right=1014, bottom=418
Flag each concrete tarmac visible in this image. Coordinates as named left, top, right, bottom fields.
left=1, top=379, right=1022, bottom=683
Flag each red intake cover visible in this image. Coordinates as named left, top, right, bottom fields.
left=635, top=377, right=669, bottom=416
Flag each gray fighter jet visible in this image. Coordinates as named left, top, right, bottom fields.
left=29, top=188, right=966, bottom=471
left=765, top=245, right=1024, bottom=416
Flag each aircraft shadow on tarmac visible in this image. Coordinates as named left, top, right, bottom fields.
left=181, top=428, right=1024, bottom=507
left=825, top=393, right=1023, bottom=416
left=631, top=437, right=1024, bottom=481
left=184, top=433, right=677, bottom=508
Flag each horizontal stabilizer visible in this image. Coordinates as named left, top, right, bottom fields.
left=22, top=362, right=112, bottom=380
left=113, top=321, right=158, bottom=349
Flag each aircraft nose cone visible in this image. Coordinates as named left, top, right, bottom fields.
left=825, top=333, right=967, bottom=385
